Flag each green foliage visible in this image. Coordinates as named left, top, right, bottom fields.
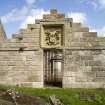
left=0, top=85, right=105, bottom=105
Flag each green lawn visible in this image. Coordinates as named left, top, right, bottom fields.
left=0, top=85, right=105, bottom=105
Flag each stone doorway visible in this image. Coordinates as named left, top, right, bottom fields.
left=43, top=49, right=63, bottom=87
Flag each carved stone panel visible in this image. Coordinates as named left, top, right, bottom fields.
left=41, top=25, right=63, bottom=48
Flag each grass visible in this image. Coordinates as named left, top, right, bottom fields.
left=0, top=85, right=105, bottom=105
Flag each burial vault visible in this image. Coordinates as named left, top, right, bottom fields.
left=0, top=9, right=105, bottom=88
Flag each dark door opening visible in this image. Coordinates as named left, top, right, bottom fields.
left=44, top=49, right=63, bottom=87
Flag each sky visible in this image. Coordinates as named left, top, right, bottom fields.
left=0, top=0, right=105, bottom=38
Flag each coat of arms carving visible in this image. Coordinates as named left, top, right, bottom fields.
left=45, top=28, right=62, bottom=46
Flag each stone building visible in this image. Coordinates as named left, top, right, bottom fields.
left=0, top=9, right=105, bottom=88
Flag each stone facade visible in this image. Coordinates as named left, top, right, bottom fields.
left=0, top=9, right=105, bottom=88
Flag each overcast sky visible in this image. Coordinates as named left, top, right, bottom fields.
left=0, top=0, right=105, bottom=38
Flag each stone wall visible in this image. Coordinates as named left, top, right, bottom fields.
left=0, top=24, right=44, bottom=88
left=0, top=50, right=43, bottom=87
left=0, top=9, right=105, bottom=88
left=63, top=50, right=105, bottom=88
left=63, top=19, right=105, bottom=88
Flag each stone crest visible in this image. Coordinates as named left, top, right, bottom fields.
left=44, top=28, right=62, bottom=46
